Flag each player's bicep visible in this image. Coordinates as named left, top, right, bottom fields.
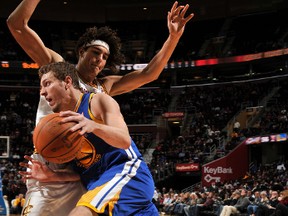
left=102, top=98, right=127, bottom=128
left=108, top=71, right=148, bottom=96
left=104, top=110, right=128, bottom=132
left=9, top=26, right=63, bottom=65
left=93, top=94, right=129, bottom=132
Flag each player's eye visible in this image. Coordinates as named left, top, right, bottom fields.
left=103, top=55, right=108, bottom=61
left=45, top=81, right=51, bottom=87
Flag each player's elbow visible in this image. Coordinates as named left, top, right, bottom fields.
left=147, top=75, right=159, bottom=83
left=142, top=68, right=161, bottom=83
left=122, top=137, right=131, bottom=149
left=6, top=16, right=27, bottom=33
left=6, top=18, right=19, bottom=33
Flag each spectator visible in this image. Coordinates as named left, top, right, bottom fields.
left=216, top=190, right=241, bottom=216
left=233, top=120, right=241, bottom=133
left=173, top=192, right=191, bottom=215
left=219, top=189, right=250, bottom=216
left=194, top=191, right=215, bottom=216
left=183, top=192, right=199, bottom=216
left=257, top=190, right=279, bottom=216
left=272, top=189, right=288, bottom=216
left=209, top=181, right=219, bottom=193
left=10, top=194, right=18, bottom=214
left=247, top=190, right=269, bottom=216
left=13, top=193, right=25, bottom=215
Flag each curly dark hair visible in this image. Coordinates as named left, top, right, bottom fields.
left=75, top=26, right=125, bottom=73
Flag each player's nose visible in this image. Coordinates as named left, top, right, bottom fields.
left=40, top=88, right=46, bottom=96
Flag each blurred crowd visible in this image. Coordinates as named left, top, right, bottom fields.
left=154, top=160, right=287, bottom=216
left=0, top=7, right=287, bottom=215
left=0, top=77, right=288, bottom=215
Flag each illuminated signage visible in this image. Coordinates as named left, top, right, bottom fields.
left=245, top=133, right=288, bottom=145
left=175, top=163, right=200, bottom=172
left=1, top=61, right=9, bottom=68
left=22, top=62, right=39, bottom=69
left=162, top=112, right=184, bottom=118
left=1, top=48, right=288, bottom=71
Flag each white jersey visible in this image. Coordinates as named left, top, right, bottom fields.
left=23, top=78, right=107, bottom=216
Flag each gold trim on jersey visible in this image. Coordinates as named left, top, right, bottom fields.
left=74, top=93, right=84, bottom=112
left=97, top=78, right=109, bottom=95
left=22, top=198, right=33, bottom=216
left=87, top=93, right=104, bottom=124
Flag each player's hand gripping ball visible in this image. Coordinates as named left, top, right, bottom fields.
left=33, top=113, right=83, bottom=164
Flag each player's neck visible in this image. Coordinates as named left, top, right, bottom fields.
left=72, top=92, right=83, bottom=112
left=77, top=70, right=96, bottom=85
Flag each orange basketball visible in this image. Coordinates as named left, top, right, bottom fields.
left=33, top=113, right=83, bottom=164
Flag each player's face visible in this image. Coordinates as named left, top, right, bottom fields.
left=78, top=45, right=109, bottom=77
left=40, top=71, right=70, bottom=112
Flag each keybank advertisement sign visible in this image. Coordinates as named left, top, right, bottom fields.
left=201, top=141, right=248, bottom=187
left=0, top=171, right=7, bottom=215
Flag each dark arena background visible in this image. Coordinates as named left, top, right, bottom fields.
left=0, top=0, right=288, bottom=215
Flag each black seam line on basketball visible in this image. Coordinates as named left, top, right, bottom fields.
left=37, top=115, right=66, bottom=149
left=35, top=113, right=82, bottom=161
left=44, top=130, right=82, bottom=158
left=35, top=114, right=59, bottom=148
left=39, top=116, right=80, bottom=156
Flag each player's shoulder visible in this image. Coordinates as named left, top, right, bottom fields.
left=90, top=92, right=119, bottom=113
left=99, top=75, right=122, bottom=85
left=92, top=91, right=114, bottom=101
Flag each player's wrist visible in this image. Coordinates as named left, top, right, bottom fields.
left=167, top=34, right=181, bottom=44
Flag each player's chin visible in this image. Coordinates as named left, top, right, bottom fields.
left=51, top=106, right=60, bottom=113
left=92, top=66, right=101, bottom=74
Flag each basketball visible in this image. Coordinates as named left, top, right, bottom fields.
left=33, top=113, right=83, bottom=164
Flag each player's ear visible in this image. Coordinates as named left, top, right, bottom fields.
left=79, top=48, right=85, bottom=57
left=64, top=76, right=73, bottom=89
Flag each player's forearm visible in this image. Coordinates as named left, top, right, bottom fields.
left=106, top=35, right=180, bottom=96
left=141, top=34, right=180, bottom=80
left=37, top=170, right=80, bottom=182
left=51, top=171, right=81, bottom=182
left=92, top=124, right=131, bottom=149
left=7, top=0, right=40, bottom=29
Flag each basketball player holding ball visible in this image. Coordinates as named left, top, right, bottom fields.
left=23, top=61, right=159, bottom=215
left=7, top=0, right=194, bottom=215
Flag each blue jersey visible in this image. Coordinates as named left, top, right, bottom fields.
left=73, top=93, right=158, bottom=215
